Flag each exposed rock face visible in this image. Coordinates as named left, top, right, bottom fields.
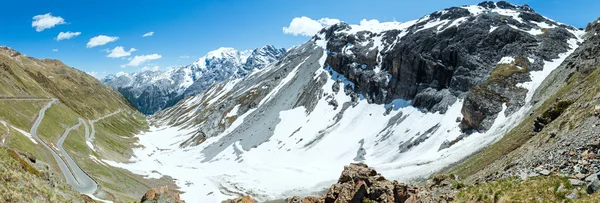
left=316, top=1, right=578, bottom=132
left=103, top=45, right=286, bottom=115
left=153, top=42, right=325, bottom=148
left=460, top=18, right=600, bottom=185
left=323, top=163, right=419, bottom=203
left=141, top=186, right=184, bottom=203
left=284, top=163, right=457, bottom=203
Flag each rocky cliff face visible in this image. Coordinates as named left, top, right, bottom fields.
left=318, top=1, right=579, bottom=132
left=103, top=45, right=286, bottom=115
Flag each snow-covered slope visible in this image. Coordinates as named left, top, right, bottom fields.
left=103, top=1, right=586, bottom=202
left=102, top=45, right=286, bottom=114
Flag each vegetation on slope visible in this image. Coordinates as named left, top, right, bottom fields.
left=0, top=47, right=169, bottom=202
left=0, top=147, right=83, bottom=202
left=451, top=65, right=599, bottom=180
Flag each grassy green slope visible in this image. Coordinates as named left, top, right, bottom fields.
left=0, top=47, right=167, bottom=202
left=0, top=147, right=84, bottom=202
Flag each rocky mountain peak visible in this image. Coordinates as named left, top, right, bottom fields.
left=586, top=18, right=600, bottom=33
left=477, top=1, right=534, bottom=12
left=103, top=45, right=286, bottom=114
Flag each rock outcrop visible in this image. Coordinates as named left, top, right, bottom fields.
left=141, top=186, right=184, bottom=203
left=285, top=163, right=457, bottom=203
left=317, top=1, right=578, bottom=132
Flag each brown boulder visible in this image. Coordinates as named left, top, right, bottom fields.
left=323, top=163, right=419, bottom=203
left=141, top=186, right=184, bottom=203
left=227, top=195, right=255, bottom=203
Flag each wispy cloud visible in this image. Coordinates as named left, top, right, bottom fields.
left=87, top=71, right=99, bottom=78
left=179, top=55, right=190, bottom=59
left=142, top=32, right=154, bottom=37
left=106, top=46, right=137, bottom=58
left=141, top=66, right=160, bottom=71
left=87, top=35, right=119, bottom=48
left=32, top=13, right=66, bottom=32
left=123, top=54, right=162, bottom=67
left=283, top=16, right=340, bottom=37
left=52, top=49, right=59, bottom=52
left=56, top=31, right=81, bottom=41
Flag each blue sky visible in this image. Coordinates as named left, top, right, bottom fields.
left=0, top=0, right=597, bottom=78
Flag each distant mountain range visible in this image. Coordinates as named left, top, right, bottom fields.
left=102, top=45, right=286, bottom=114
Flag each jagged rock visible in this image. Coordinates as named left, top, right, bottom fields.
left=587, top=180, right=600, bottom=194
left=594, top=105, right=600, bottom=117
left=589, top=139, right=600, bottom=149
left=329, top=99, right=339, bottom=110
left=227, top=196, right=255, bottom=203
left=538, top=169, right=551, bottom=176
left=323, top=163, right=417, bottom=203
left=141, top=186, right=184, bottom=203
left=332, top=80, right=341, bottom=93
left=569, top=179, right=585, bottom=186
left=81, top=194, right=94, bottom=203
left=384, top=104, right=394, bottom=116
left=412, top=88, right=457, bottom=114
left=286, top=196, right=324, bottom=203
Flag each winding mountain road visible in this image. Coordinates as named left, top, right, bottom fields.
left=30, top=99, right=98, bottom=194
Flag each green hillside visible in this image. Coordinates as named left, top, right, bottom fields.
left=0, top=47, right=169, bottom=202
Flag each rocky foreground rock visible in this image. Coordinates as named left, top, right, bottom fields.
left=140, top=186, right=184, bottom=203
left=227, top=163, right=459, bottom=203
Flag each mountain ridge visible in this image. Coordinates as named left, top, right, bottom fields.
left=103, top=45, right=286, bottom=114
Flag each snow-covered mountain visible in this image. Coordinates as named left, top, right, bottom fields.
left=103, top=1, right=585, bottom=202
left=102, top=45, right=286, bottom=114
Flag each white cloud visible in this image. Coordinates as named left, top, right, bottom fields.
left=87, top=71, right=98, bottom=78
left=32, top=13, right=66, bottom=32
left=87, top=35, right=119, bottom=48
left=141, top=66, right=160, bottom=71
left=282, top=16, right=340, bottom=37
left=106, top=46, right=137, bottom=58
left=52, top=49, right=58, bottom=52
left=360, top=19, right=381, bottom=26
left=56, top=31, right=81, bottom=41
left=124, top=54, right=162, bottom=67
left=142, top=32, right=154, bottom=37
left=179, top=55, right=190, bottom=59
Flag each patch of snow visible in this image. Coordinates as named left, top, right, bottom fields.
left=206, top=79, right=241, bottom=106
left=489, top=26, right=499, bottom=33
left=346, top=19, right=417, bottom=34
left=462, top=5, right=485, bottom=15
left=11, top=126, right=38, bottom=144
left=491, top=8, right=524, bottom=23
left=497, top=56, right=515, bottom=64
left=226, top=105, right=240, bottom=118
left=518, top=38, right=579, bottom=102
left=259, top=57, right=309, bottom=107
left=415, top=19, right=450, bottom=33
left=86, top=194, right=113, bottom=203
left=89, top=155, right=106, bottom=166
left=86, top=141, right=96, bottom=151
left=533, top=21, right=557, bottom=29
